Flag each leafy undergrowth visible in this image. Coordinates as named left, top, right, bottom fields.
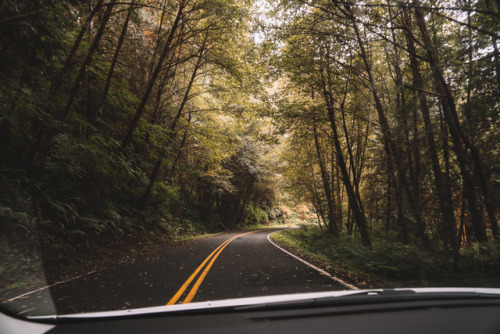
left=0, top=241, right=48, bottom=301
left=271, top=225, right=500, bottom=289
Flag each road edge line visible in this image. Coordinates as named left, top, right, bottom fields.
left=2, top=232, right=230, bottom=305
left=266, top=230, right=358, bottom=290
left=1, top=270, right=97, bottom=304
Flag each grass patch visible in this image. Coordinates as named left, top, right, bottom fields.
left=271, top=225, right=500, bottom=289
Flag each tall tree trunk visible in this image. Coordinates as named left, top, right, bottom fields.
left=59, top=2, right=116, bottom=122
left=168, top=110, right=192, bottom=178
left=141, top=34, right=206, bottom=204
left=338, top=88, right=364, bottom=211
left=50, top=0, right=105, bottom=104
left=313, top=122, right=337, bottom=235
left=493, top=37, right=500, bottom=94
left=342, top=2, right=429, bottom=247
left=32, top=0, right=111, bottom=164
left=413, top=2, right=490, bottom=241
left=148, top=21, right=187, bottom=130
left=310, top=181, right=327, bottom=230
left=385, top=163, right=392, bottom=236
left=464, top=4, right=475, bottom=141
left=148, top=0, right=169, bottom=77
left=94, top=0, right=135, bottom=127
left=122, top=0, right=185, bottom=148
left=143, top=47, right=182, bottom=146
left=320, top=72, right=371, bottom=246
left=402, top=7, right=457, bottom=251
left=485, top=0, right=500, bottom=93
left=336, top=158, right=344, bottom=230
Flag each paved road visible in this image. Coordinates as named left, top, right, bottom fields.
left=2, top=228, right=347, bottom=316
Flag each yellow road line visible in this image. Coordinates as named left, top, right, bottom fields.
left=182, top=235, right=238, bottom=304
left=166, top=239, right=231, bottom=305
left=167, top=230, right=260, bottom=305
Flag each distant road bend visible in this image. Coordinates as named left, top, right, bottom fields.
left=3, top=228, right=350, bottom=316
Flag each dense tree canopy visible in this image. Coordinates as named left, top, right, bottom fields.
left=0, top=0, right=499, bottom=288
left=269, top=0, right=499, bottom=253
left=0, top=0, right=278, bottom=254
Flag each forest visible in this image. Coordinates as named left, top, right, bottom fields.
left=1, top=0, right=499, bottom=292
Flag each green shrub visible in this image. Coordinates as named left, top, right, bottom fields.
left=274, top=225, right=500, bottom=288
left=241, top=206, right=270, bottom=227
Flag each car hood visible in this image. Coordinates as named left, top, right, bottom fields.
left=28, top=287, right=500, bottom=321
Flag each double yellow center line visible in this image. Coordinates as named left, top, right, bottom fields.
left=167, top=230, right=260, bottom=305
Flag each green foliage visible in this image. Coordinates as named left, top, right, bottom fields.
left=0, top=237, right=47, bottom=297
left=271, top=0, right=499, bottom=253
left=0, top=0, right=286, bottom=305
left=459, top=241, right=500, bottom=279
left=241, top=206, right=269, bottom=227
left=275, top=225, right=500, bottom=288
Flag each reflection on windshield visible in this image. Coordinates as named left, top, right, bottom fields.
left=1, top=0, right=499, bottom=318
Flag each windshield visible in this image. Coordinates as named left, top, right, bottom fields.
left=0, top=0, right=499, bottom=319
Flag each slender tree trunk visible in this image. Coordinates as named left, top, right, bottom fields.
left=343, top=2, right=429, bottom=247
left=179, top=181, right=195, bottom=226
left=493, top=37, right=500, bottom=93
left=485, top=0, right=500, bottom=92
left=149, top=49, right=181, bottom=126
left=339, top=86, right=358, bottom=192
left=122, top=0, right=185, bottom=148
left=94, top=0, right=135, bottom=127
left=149, top=21, right=187, bottom=130
left=389, top=150, right=408, bottom=243
left=141, top=35, right=206, bottom=204
left=143, top=48, right=181, bottom=146
left=339, top=91, right=364, bottom=211
left=320, top=73, right=371, bottom=246
left=59, top=2, right=116, bottom=122
left=32, top=0, right=111, bottom=164
left=464, top=5, right=475, bottom=141
left=169, top=111, right=192, bottom=178
left=346, top=206, right=352, bottom=236
left=310, top=184, right=326, bottom=229
left=148, top=0, right=169, bottom=77
left=413, top=2, right=490, bottom=241
left=402, top=7, right=457, bottom=251
left=50, top=0, right=105, bottom=104
left=313, top=122, right=337, bottom=235
left=336, top=160, right=344, bottom=230
left=386, top=162, right=392, bottom=233
left=355, top=122, right=369, bottom=191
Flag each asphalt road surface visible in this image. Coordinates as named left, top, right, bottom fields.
left=2, top=228, right=347, bottom=316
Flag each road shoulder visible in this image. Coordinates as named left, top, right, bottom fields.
left=269, top=229, right=382, bottom=289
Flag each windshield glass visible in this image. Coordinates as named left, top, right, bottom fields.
left=1, top=0, right=499, bottom=319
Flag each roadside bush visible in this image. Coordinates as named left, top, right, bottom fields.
left=275, top=225, right=500, bottom=288
left=241, top=206, right=269, bottom=227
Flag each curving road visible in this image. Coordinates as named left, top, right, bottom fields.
left=2, top=228, right=348, bottom=316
